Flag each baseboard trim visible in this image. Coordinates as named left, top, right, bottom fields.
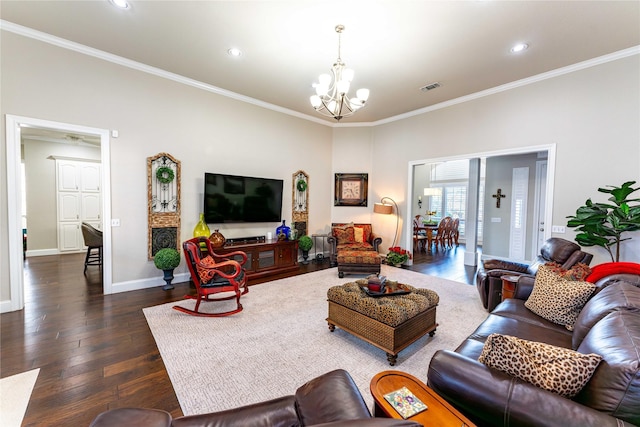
left=26, top=248, right=62, bottom=257
left=110, top=272, right=190, bottom=294
left=0, top=299, right=15, bottom=313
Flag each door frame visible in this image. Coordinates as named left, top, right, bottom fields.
left=531, top=160, right=548, bottom=257
left=406, top=143, right=556, bottom=264
left=5, top=115, right=113, bottom=312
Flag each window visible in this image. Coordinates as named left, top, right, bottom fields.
left=425, top=159, right=486, bottom=242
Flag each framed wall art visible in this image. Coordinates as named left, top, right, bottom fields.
left=334, top=173, right=368, bottom=206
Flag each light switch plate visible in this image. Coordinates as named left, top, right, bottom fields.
left=552, top=225, right=566, bottom=233
left=111, top=218, right=120, bottom=227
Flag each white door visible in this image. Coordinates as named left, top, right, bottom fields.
left=80, top=163, right=101, bottom=192
left=509, top=167, right=529, bottom=261
left=532, top=161, right=548, bottom=255
left=58, top=161, right=80, bottom=191
left=59, top=193, right=80, bottom=222
left=82, top=193, right=101, bottom=223
left=59, top=223, right=80, bottom=251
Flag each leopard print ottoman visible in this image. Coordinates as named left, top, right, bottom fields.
left=327, top=281, right=439, bottom=365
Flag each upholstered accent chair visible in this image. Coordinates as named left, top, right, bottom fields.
left=327, top=223, right=382, bottom=277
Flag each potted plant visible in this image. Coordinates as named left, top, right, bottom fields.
left=298, top=235, right=313, bottom=264
left=567, top=181, right=640, bottom=262
left=385, top=246, right=412, bottom=267
left=153, top=247, right=181, bottom=290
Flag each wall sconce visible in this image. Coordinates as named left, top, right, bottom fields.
left=417, top=196, right=422, bottom=209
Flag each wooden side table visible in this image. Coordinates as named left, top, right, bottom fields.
left=501, top=275, right=520, bottom=301
left=370, top=370, right=476, bottom=426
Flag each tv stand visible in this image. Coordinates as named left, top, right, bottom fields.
left=215, top=239, right=299, bottom=281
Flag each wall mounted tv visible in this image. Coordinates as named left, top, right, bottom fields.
left=204, top=172, right=284, bottom=223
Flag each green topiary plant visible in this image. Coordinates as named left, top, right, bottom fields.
left=566, top=181, right=640, bottom=262
left=298, top=235, right=313, bottom=252
left=153, top=247, right=181, bottom=270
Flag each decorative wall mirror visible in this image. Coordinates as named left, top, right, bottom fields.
left=147, top=152, right=181, bottom=259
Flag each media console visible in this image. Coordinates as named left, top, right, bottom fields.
left=215, top=238, right=299, bottom=281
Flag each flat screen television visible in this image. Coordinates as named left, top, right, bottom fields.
left=204, top=172, right=283, bottom=223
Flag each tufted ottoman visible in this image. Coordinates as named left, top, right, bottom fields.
left=336, top=250, right=381, bottom=278
left=327, top=281, right=439, bottom=365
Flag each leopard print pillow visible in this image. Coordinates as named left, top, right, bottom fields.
left=525, top=264, right=595, bottom=330
left=479, top=333, right=602, bottom=398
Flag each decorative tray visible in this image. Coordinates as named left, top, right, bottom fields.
left=361, top=286, right=411, bottom=297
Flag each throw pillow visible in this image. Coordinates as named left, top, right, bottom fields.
left=544, top=261, right=592, bottom=281
left=353, top=227, right=364, bottom=243
left=525, top=265, right=596, bottom=330
left=333, top=225, right=355, bottom=245
left=195, top=255, right=217, bottom=283
left=478, top=333, right=602, bottom=398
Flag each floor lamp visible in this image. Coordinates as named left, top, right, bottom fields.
left=373, top=197, right=399, bottom=248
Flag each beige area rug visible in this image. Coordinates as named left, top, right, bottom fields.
left=0, top=368, right=39, bottom=427
left=143, top=265, right=487, bottom=416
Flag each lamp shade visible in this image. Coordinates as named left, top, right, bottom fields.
left=373, top=203, right=393, bottom=215
left=423, top=187, right=442, bottom=196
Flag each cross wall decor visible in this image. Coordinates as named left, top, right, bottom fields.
left=492, top=188, right=506, bottom=208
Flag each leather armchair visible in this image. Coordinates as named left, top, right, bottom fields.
left=475, top=237, right=593, bottom=311
left=90, top=369, right=421, bottom=427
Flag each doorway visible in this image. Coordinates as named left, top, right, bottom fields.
left=407, top=144, right=556, bottom=266
left=5, top=115, right=113, bottom=313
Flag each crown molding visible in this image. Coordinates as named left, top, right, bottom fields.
left=0, top=20, right=329, bottom=126
left=369, top=45, right=640, bottom=127
left=2, top=20, right=638, bottom=129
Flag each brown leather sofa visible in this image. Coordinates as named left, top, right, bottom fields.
left=90, top=369, right=422, bottom=427
left=427, top=262, right=640, bottom=427
left=475, top=237, right=593, bottom=312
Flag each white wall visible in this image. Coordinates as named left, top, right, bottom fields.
left=357, top=54, right=640, bottom=264
left=483, top=153, right=541, bottom=260
left=23, top=139, right=101, bottom=251
left=2, top=29, right=639, bottom=306
left=1, top=31, right=332, bottom=301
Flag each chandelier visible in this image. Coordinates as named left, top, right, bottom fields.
left=310, top=25, right=370, bottom=121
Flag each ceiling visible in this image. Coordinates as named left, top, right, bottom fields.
left=1, top=1, right=639, bottom=125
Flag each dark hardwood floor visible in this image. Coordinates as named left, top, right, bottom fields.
left=1, top=245, right=477, bottom=426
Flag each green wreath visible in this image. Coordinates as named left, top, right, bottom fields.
left=156, top=166, right=175, bottom=184
left=296, top=179, right=307, bottom=192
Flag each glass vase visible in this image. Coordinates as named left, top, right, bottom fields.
left=193, top=213, right=211, bottom=238
left=276, top=220, right=290, bottom=241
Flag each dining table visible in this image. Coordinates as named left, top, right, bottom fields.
left=417, top=221, right=439, bottom=252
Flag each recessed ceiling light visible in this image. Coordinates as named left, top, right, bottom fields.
left=510, top=43, right=529, bottom=53
left=109, top=0, right=130, bottom=9
left=227, top=48, right=242, bottom=57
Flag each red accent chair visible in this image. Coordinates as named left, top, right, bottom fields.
left=177, top=237, right=248, bottom=317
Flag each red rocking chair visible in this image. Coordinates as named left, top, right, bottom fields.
left=176, top=237, right=248, bottom=317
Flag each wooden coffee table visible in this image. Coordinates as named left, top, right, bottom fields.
left=370, top=370, right=476, bottom=427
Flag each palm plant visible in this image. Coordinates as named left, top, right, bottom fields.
left=566, top=181, right=640, bottom=262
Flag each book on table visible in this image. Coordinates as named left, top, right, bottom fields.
left=383, top=386, right=428, bottom=419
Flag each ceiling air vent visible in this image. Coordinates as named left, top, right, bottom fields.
left=420, top=82, right=441, bottom=92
